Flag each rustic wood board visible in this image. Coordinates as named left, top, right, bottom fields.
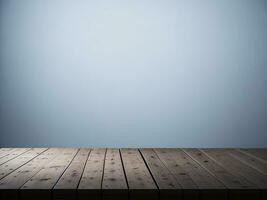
left=0, top=148, right=63, bottom=200
left=184, top=149, right=260, bottom=200
left=154, top=148, right=199, bottom=200
left=0, top=149, right=21, bottom=159
left=0, top=148, right=30, bottom=166
left=228, top=149, right=267, bottom=175
left=102, top=149, right=128, bottom=200
left=121, top=148, right=158, bottom=200
left=171, top=149, right=227, bottom=200
left=0, top=148, right=47, bottom=180
left=20, top=148, right=78, bottom=200
left=0, top=148, right=266, bottom=200
left=239, top=149, right=267, bottom=162
left=202, top=149, right=267, bottom=199
left=53, top=148, right=91, bottom=200
left=140, top=148, right=182, bottom=200
left=78, top=148, right=106, bottom=200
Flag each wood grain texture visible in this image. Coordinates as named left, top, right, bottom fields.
left=0, top=148, right=47, bottom=180
left=154, top=148, right=199, bottom=200
left=0, top=148, right=266, bottom=200
left=0, top=148, right=62, bottom=200
left=20, top=148, right=78, bottom=200
left=202, top=149, right=267, bottom=189
left=239, top=149, right=267, bottom=162
left=228, top=149, right=267, bottom=175
left=102, top=149, right=128, bottom=200
left=202, top=149, right=267, bottom=199
left=184, top=148, right=260, bottom=200
left=0, top=148, right=30, bottom=166
left=140, top=148, right=182, bottom=200
left=53, top=148, right=91, bottom=200
left=0, top=149, right=19, bottom=159
left=78, top=148, right=106, bottom=200
left=121, top=148, right=158, bottom=200
left=171, top=149, right=227, bottom=200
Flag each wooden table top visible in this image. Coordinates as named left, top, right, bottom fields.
left=0, top=148, right=266, bottom=200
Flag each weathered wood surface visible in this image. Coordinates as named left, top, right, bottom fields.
left=78, top=148, right=106, bottom=200
left=20, top=148, right=78, bottom=200
left=184, top=149, right=260, bottom=200
left=102, top=149, right=128, bottom=200
left=53, top=148, right=91, bottom=200
left=140, top=148, right=181, bottom=200
left=0, top=148, right=266, bottom=200
left=121, top=148, right=158, bottom=200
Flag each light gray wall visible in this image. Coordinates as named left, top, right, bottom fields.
left=1, top=0, right=267, bottom=147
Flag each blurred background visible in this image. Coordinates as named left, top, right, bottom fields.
left=0, top=0, right=267, bottom=147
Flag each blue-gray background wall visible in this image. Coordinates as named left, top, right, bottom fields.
left=0, top=0, right=267, bottom=147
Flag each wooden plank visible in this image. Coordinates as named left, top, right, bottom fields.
left=0, top=148, right=18, bottom=159
left=184, top=148, right=260, bottom=200
left=202, top=149, right=267, bottom=189
left=0, top=148, right=13, bottom=154
left=238, top=149, right=267, bottom=164
left=140, top=148, right=182, bottom=200
left=201, top=149, right=267, bottom=190
left=0, top=148, right=265, bottom=200
left=169, top=149, right=226, bottom=200
left=78, top=148, right=106, bottom=200
left=120, top=148, right=158, bottom=200
left=239, top=149, right=267, bottom=162
left=102, top=148, right=128, bottom=200
left=0, top=148, right=16, bottom=155
left=154, top=148, right=199, bottom=200
left=0, top=148, right=47, bottom=180
left=20, top=148, right=78, bottom=200
left=228, top=149, right=267, bottom=175
left=0, top=148, right=30, bottom=165
left=0, top=148, right=62, bottom=200
left=53, top=148, right=91, bottom=200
